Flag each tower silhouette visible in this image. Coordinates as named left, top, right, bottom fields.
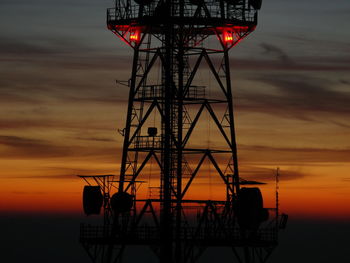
left=79, top=0, right=287, bottom=262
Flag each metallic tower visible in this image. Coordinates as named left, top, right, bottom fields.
left=79, top=0, right=287, bottom=262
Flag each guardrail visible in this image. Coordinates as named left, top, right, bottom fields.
left=80, top=223, right=277, bottom=245
left=107, top=1, right=256, bottom=25
left=133, top=135, right=163, bottom=149
left=136, top=85, right=205, bottom=100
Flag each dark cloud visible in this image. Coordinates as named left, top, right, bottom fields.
left=3, top=166, right=118, bottom=180
left=0, top=117, right=118, bottom=131
left=239, top=165, right=307, bottom=182
left=236, top=74, right=350, bottom=120
left=230, top=56, right=350, bottom=71
left=0, top=77, right=128, bottom=109
left=0, top=135, right=46, bottom=148
left=9, top=174, right=80, bottom=180
left=74, top=136, right=116, bottom=142
left=340, top=79, right=350, bottom=85
left=0, top=119, right=68, bottom=129
left=328, top=120, right=350, bottom=129
left=239, top=144, right=350, bottom=163
left=0, top=36, right=95, bottom=56
left=0, top=35, right=131, bottom=71
left=0, top=135, right=120, bottom=160
left=0, top=92, right=43, bottom=105
left=230, top=38, right=350, bottom=72
left=0, top=135, right=73, bottom=158
left=60, top=94, right=127, bottom=104
left=260, top=43, right=294, bottom=64
left=0, top=38, right=130, bottom=108
left=0, top=40, right=55, bottom=56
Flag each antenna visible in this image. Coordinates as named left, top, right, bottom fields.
left=78, top=0, right=287, bottom=262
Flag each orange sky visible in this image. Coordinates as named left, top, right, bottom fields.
left=1, top=55, right=350, bottom=220
left=1, top=0, right=350, bottom=222
left=1, top=150, right=349, bottom=220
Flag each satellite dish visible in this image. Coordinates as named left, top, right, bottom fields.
left=110, top=192, right=133, bottom=213
left=83, top=186, right=103, bottom=216
left=237, top=187, right=268, bottom=229
left=134, top=0, right=153, bottom=5
left=249, top=0, right=262, bottom=10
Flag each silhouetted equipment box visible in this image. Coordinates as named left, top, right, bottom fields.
left=148, top=127, right=158, bottom=137
left=83, top=186, right=103, bottom=215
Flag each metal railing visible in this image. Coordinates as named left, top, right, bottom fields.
left=107, top=1, right=257, bottom=25
left=185, top=85, right=205, bottom=99
left=133, top=135, right=163, bottom=149
left=136, top=85, right=205, bottom=100
left=80, top=223, right=277, bottom=245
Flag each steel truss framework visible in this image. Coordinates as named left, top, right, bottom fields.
left=79, top=0, right=285, bottom=263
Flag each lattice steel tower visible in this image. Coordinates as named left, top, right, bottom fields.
left=79, top=0, right=287, bottom=262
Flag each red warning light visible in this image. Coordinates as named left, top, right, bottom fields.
left=130, top=29, right=140, bottom=42
left=223, top=31, right=234, bottom=43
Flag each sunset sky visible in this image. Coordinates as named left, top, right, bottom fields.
left=1, top=0, right=350, bottom=262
